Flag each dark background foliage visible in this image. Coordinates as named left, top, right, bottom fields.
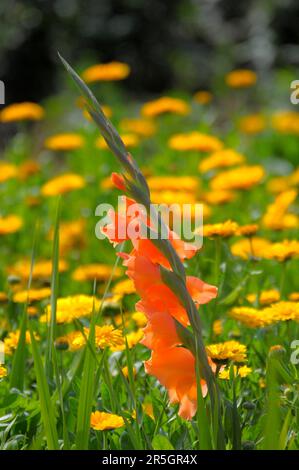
left=1, top=0, right=299, bottom=102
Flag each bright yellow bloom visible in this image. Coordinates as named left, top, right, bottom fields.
left=0, top=162, right=17, bottom=183
left=120, top=118, right=156, bottom=137
left=132, top=311, right=147, bottom=328
left=0, top=215, right=23, bottom=235
left=264, top=240, right=299, bottom=262
left=206, top=340, right=247, bottom=363
left=147, top=176, right=199, bottom=193
left=262, top=190, right=298, bottom=230
left=239, top=114, right=265, bottom=134
left=272, top=111, right=299, bottom=135
left=203, top=190, right=236, bottom=205
left=219, top=365, right=252, bottom=380
left=13, top=287, right=51, bottom=303
left=246, top=289, right=280, bottom=306
left=44, top=133, right=84, bottom=151
left=237, top=224, right=259, bottom=237
left=151, top=190, right=196, bottom=206
left=41, top=295, right=100, bottom=324
left=112, top=278, right=136, bottom=296
left=96, top=133, right=139, bottom=150
left=0, top=366, right=8, bottom=378
left=211, top=165, right=265, bottom=191
left=203, top=220, right=239, bottom=238
left=8, top=258, right=68, bottom=280
left=263, top=301, right=299, bottom=322
left=141, top=96, right=190, bottom=117
left=48, top=219, right=86, bottom=254
left=230, top=306, right=275, bottom=328
left=112, top=329, right=144, bottom=351
left=225, top=69, right=257, bottom=88
left=4, top=330, right=38, bottom=355
left=231, top=237, right=272, bottom=260
left=82, top=62, right=130, bottom=83
left=193, top=90, right=213, bottom=105
left=199, top=149, right=245, bottom=173
left=0, top=292, right=8, bottom=303
left=72, top=264, right=122, bottom=282
left=41, top=173, right=85, bottom=196
left=0, top=102, right=44, bottom=122
left=168, top=131, right=223, bottom=152
left=90, top=411, right=124, bottom=431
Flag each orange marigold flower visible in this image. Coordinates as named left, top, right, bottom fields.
left=225, top=69, right=257, bottom=88
left=44, top=133, right=84, bottom=151
left=13, top=287, right=51, bottom=303
left=199, top=148, right=245, bottom=173
left=203, top=190, right=236, bottom=205
left=72, top=264, right=122, bottom=282
left=231, top=237, right=272, bottom=260
left=0, top=102, right=44, bottom=122
left=0, top=162, right=17, bottom=183
left=82, top=62, right=130, bottom=83
left=120, top=118, right=156, bottom=137
left=41, top=173, right=85, bottom=196
left=237, top=224, right=259, bottom=236
left=141, top=96, right=190, bottom=117
left=0, top=215, right=23, bottom=235
left=272, top=111, right=299, bottom=135
left=203, top=220, right=238, bottom=238
left=90, top=411, right=124, bottom=431
left=168, top=131, right=223, bottom=152
left=193, top=90, right=213, bottom=105
left=211, top=165, right=265, bottom=191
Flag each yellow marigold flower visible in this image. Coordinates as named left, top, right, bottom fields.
left=141, top=96, right=190, bottom=117
left=112, top=278, right=136, bottom=296
left=259, top=378, right=266, bottom=388
left=193, top=90, right=213, bottom=105
left=260, top=289, right=280, bottom=306
left=264, top=240, right=299, bottom=262
left=267, top=176, right=292, bottom=194
left=82, top=62, right=130, bottom=83
left=237, top=224, right=259, bottom=237
left=27, top=306, right=38, bottom=317
left=0, top=366, right=8, bottom=378
left=41, top=295, right=101, bottom=324
left=72, top=264, right=122, bottom=282
left=263, top=301, right=299, bottom=322
left=121, top=366, right=137, bottom=378
left=13, top=287, right=51, bottom=303
left=206, top=340, right=247, bottom=363
left=0, top=215, right=23, bottom=235
left=168, top=131, right=223, bottom=152
left=231, top=237, right=272, bottom=260
left=120, top=118, right=156, bottom=137
left=0, top=102, right=44, bottom=122
left=199, top=148, right=245, bottom=173
left=147, top=176, right=199, bottom=193
left=262, top=190, right=298, bottom=230
left=44, top=133, right=84, bottom=151
left=289, top=292, right=299, bottom=301
left=0, top=162, right=17, bottom=183
left=4, top=330, right=38, bottom=355
left=219, top=365, right=252, bottom=380
left=8, top=258, right=68, bottom=280
left=112, top=329, right=144, bottom=351
left=132, top=311, right=147, bottom=328
left=90, top=411, right=124, bottom=431
left=203, top=190, right=236, bottom=205
left=18, top=160, right=40, bottom=180
left=239, top=114, right=265, bottom=134
left=142, top=402, right=154, bottom=420
left=41, top=173, right=85, bottom=196
left=230, top=306, right=275, bottom=328
left=213, top=319, right=223, bottom=336
left=151, top=190, right=196, bottom=206
left=272, top=111, right=299, bottom=135
left=211, top=165, right=265, bottom=191
left=48, top=219, right=86, bottom=254
left=225, top=69, right=257, bottom=88
left=203, top=220, right=239, bottom=238
left=96, top=133, right=139, bottom=149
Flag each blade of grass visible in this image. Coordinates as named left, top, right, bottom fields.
left=28, top=320, right=59, bottom=450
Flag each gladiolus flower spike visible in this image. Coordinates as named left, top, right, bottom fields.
left=60, top=53, right=224, bottom=446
